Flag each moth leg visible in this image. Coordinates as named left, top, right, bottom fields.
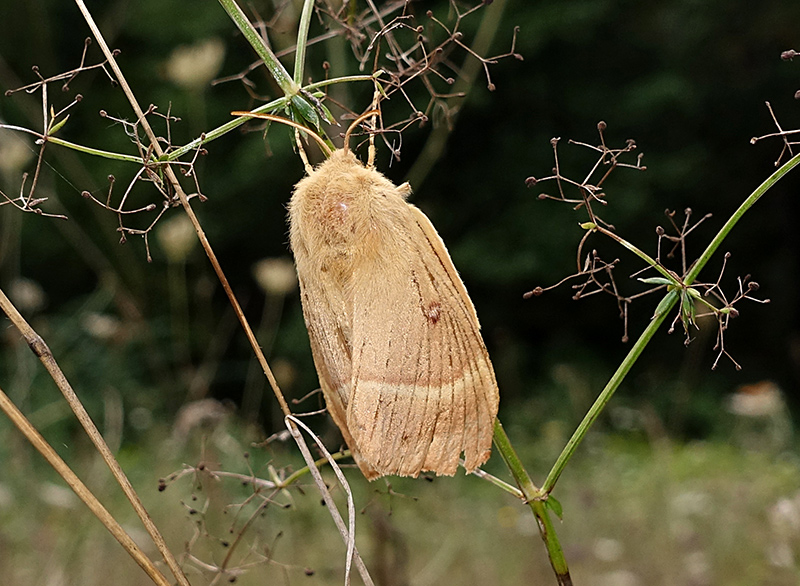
left=294, top=128, right=314, bottom=174
left=367, top=120, right=376, bottom=168
left=397, top=182, right=412, bottom=199
left=367, top=84, right=383, bottom=168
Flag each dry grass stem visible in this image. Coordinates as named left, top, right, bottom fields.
left=286, top=415, right=375, bottom=586
left=0, top=285, right=190, bottom=585
left=0, top=383, right=172, bottom=586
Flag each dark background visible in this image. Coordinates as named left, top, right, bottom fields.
left=0, top=0, right=798, bottom=445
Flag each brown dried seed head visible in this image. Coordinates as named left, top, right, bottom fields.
left=523, top=286, right=543, bottom=299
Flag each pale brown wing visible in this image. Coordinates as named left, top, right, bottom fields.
left=294, top=260, right=379, bottom=479
left=346, top=204, right=499, bottom=477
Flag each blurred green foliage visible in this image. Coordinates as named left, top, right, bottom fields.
left=3, top=419, right=800, bottom=585
left=0, top=0, right=798, bottom=447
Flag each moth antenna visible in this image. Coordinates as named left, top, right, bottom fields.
left=294, top=128, right=314, bottom=174
left=343, top=109, right=380, bottom=154
left=231, top=111, right=332, bottom=157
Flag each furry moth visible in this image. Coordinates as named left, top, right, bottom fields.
left=236, top=111, right=500, bottom=479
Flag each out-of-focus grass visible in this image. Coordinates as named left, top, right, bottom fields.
left=1, top=415, right=799, bottom=586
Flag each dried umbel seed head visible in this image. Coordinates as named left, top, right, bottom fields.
left=522, top=286, right=544, bottom=299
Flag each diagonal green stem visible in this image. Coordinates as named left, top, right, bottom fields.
left=293, top=0, right=316, bottom=86
left=46, top=136, right=145, bottom=163
left=493, top=418, right=539, bottom=496
left=592, top=223, right=676, bottom=282
left=541, top=296, right=674, bottom=494
left=0, top=124, right=147, bottom=164
left=162, top=74, right=378, bottom=162
left=686, top=150, right=800, bottom=285
left=217, top=0, right=299, bottom=96
left=542, top=149, right=800, bottom=496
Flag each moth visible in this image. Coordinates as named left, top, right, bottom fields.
left=236, top=111, right=499, bottom=479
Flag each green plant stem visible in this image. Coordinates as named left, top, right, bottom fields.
left=217, top=0, right=299, bottom=96
left=686, top=150, right=800, bottom=285
left=542, top=149, right=800, bottom=496
left=0, top=125, right=146, bottom=164
left=493, top=419, right=571, bottom=585
left=541, top=296, right=674, bottom=494
left=280, top=450, right=351, bottom=487
left=530, top=500, right=572, bottom=586
left=163, top=74, right=378, bottom=162
left=493, top=418, right=539, bottom=496
left=46, top=136, right=145, bottom=163
left=592, top=223, right=675, bottom=282
left=294, top=0, right=316, bottom=85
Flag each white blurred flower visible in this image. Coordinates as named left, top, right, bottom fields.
left=157, top=214, right=197, bottom=262
left=171, top=398, right=230, bottom=441
left=271, top=357, right=298, bottom=390
left=597, top=570, right=640, bottom=586
left=726, top=381, right=792, bottom=452
left=165, top=38, right=225, bottom=90
left=0, top=129, right=33, bottom=177
left=726, top=381, right=785, bottom=417
left=252, top=257, right=297, bottom=296
left=671, top=490, right=713, bottom=517
left=593, top=537, right=624, bottom=562
left=0, top=482, right=12, bottom=509
left=82, top=312, right=121, bottom=341
left=8, top=277, right=46, bottom=313
left=39, top=482, right=77, bottom=509
left=685, top=550, right=711, bottom=584
left=768, top=493, right=800, bottom=538
left=768, top=542, right=795, bottom=568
